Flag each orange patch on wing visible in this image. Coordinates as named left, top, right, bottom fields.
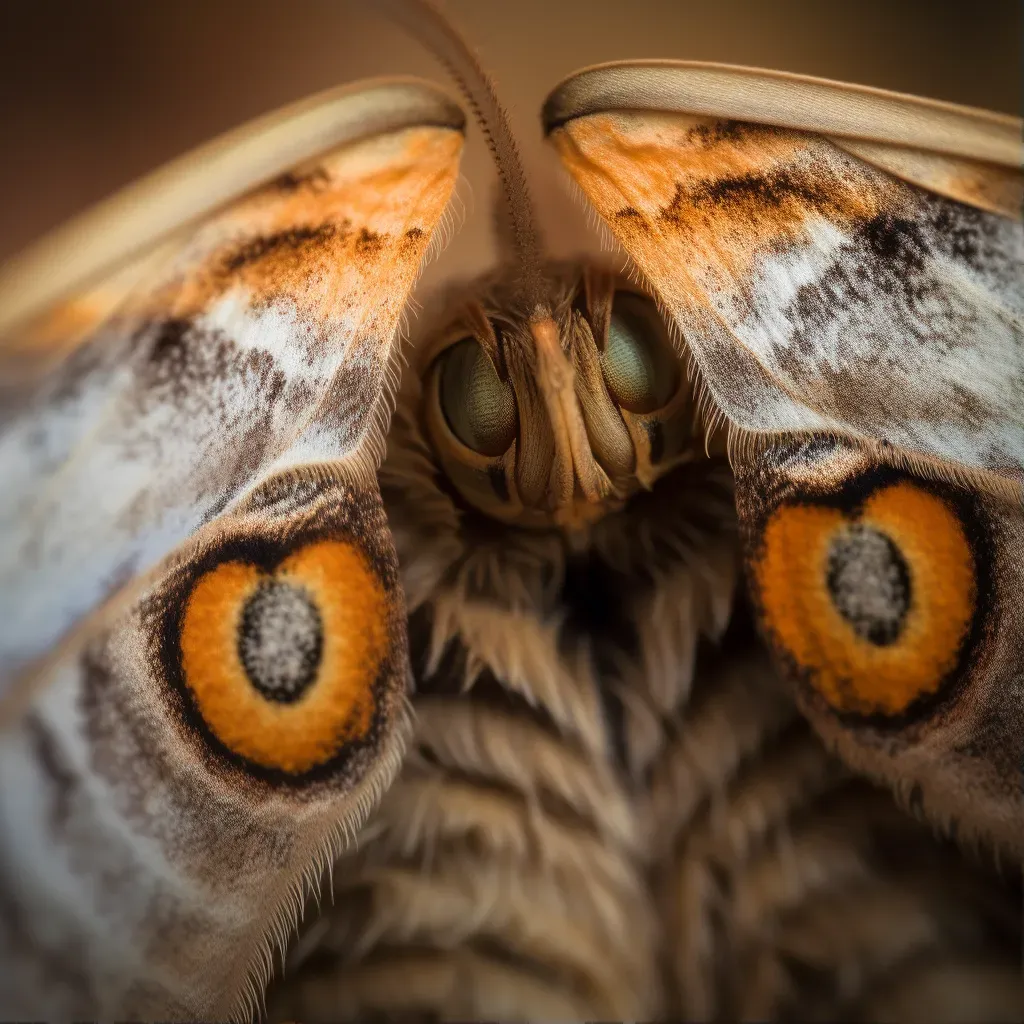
left=179, top=539, right=389, bottom=774
left=753, top=481, right=976, bottom=716
left=3, top=124, right=461, bottom=394
left=136, top=125, right=463, bottom=322
left=552, top=112, right=884, bottom=286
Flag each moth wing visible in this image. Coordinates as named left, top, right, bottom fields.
left=734, top=434, right=1024, bottom=861
left=0, top=80, right=466, bottom=1018
left=543, top=61, right=1024, bottom=495
left=0, top=79, right=465, bottom=702
left=544, top=63, right=1024, bottom=858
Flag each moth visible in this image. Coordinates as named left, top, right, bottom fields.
left=0, top=1, right=1021, bottom=1020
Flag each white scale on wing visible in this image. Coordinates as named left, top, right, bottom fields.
left=708, top=202, right=1024, bottom=479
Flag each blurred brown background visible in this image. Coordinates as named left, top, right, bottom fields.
left=0, top=0, right=1020, bottom=267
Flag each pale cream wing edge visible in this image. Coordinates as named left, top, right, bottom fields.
left=542, top=60, right=1021, bottom=165
left=0, top=77, right=466, bottom=338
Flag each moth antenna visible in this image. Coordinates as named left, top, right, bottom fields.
left=378, top=0, right=548, bottom=315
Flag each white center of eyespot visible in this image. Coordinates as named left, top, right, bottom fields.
left=237, top=580, right=323, bottom=702
left=826, top=525, right=911, bottom=646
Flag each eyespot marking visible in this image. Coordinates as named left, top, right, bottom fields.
left=177, top=539, right=389, bottom=776
left=751, top=479, right=977, bottom=718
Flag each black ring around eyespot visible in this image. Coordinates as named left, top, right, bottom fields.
left=148, top=508, right=402, bottom=791
left=743, top=460, right=996, bottom=733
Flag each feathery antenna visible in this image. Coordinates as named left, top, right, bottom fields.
left=378, top=0, right=548, bottom=315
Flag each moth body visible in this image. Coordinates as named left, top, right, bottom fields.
left=1, top=2, right=1022, bottom=1019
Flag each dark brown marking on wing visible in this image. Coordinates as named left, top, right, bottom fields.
left=400, top=226, right=426, bottom=254
left=679, top=171, right=831, bottom=217
left=114, top=319, right=289, bottom=516
left=272, top=167, right=331, bottom=193
left=925, top=199, right=1019, bottom=283
left=146, top=317, right=191, bottom=366
left=355, top=227, right=384, bottom=257
left=318, top=359, right=384, bottom=451
left=154, top=215, right=361, bottom=317
left=138, top=316, right=236, bottom=400
left=776, top=193, right=1022, bottom=438
left=222, top=222, right=340, bottom=273
left=146, top=319, right=286, bottom=410
left=139, top=319, right=284, bottom=408
left=658, top=165, right=873, bottom=240
left=239, top=470, right=339, bottom=518
left=614, top=207, right=645, bottom=222
left=683, top=119, right=747, bottom=146
left=596, top=125, right=887, bottom=287
left=24, top=712, right=77, bottom=832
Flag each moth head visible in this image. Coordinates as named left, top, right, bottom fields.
left=418, top=268, right=697, bottom=529
left=387, top=2, right=701, bottom=531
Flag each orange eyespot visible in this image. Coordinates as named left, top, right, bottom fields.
left=177, top=539, right=389, bottom=775
left=751, top=480, right=977, bottom=717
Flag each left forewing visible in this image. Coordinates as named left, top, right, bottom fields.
left=0, top=79, right=464, bottom=1021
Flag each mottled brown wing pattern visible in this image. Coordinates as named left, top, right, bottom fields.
left=544, top=62, right=1024, bottom=861
left=548, top=103, right=1023, bottom=494
left=0, top=82, right=464, bottom=1019
left=0, top=85, right=464, bottom=701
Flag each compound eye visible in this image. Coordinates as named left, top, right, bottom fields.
left=600, top=292, right=677, bottom=414
left=750, top=480, right=978, bottom=717
left=437, top=337, right=517, bottom=456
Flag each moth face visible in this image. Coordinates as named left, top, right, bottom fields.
left=418, top=264, right=698, bottom=530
